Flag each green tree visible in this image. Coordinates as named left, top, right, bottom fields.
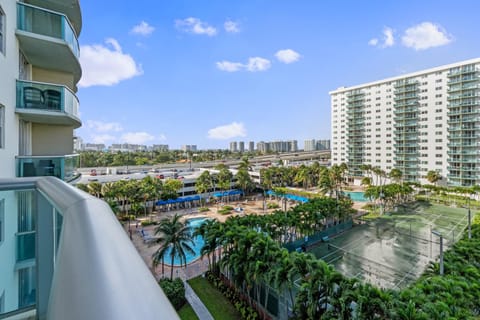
left=235, top=167, right=254, bottom=196
left=216, top=165, right=233, bottom=202
left=389, top=168, right=403, bottom=184
left=426, top=170, right=441, bottom=186
left=152, top=214, right=195, bottom=279
left=161, top=179, right=183, bottom=200
left=195, top=170, right=213, bottom=204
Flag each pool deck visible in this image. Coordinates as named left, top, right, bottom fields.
left=130, top=197, right=293, bottom=280
left=130, top=191, right=369, bottom=281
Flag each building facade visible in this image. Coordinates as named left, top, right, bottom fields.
left=181, top=145, right=197, bottom=152
left=248, top=141, right=255, bottom=152
left=0, top=0, right=82, bottom=182
left=152, top=144, right=169, bottom=152
left=330, top=58, right=480, bottom=186
left=238, top=141, right=245, bottom=152
left=0, top=0, right=84, bottom=315
left=229, top=141, right=237, bottom=152
left=304, top=139, right=330, bottom=151
left=256, top=140, right=298, bottom=154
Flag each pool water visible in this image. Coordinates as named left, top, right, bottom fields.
left=343, top=191, right=368, bottom=202
left=163, top=217, right=208, bottom=266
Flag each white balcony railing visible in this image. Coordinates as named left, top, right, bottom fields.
left=0, top=177, right=178, bottom=320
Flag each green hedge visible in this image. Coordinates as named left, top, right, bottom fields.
left=159, top=278, right=186, bottom=310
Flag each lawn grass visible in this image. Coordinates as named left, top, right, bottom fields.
left=188, top=276, right=242, bottom=320
left=178, top=302, right=199, bottom=320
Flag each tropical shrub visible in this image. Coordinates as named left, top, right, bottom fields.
left=267, top=202, right=280, bottom=209
left=158, top=278, right=186, bottom=310
left=218, top=208, right=232, bottom=215
left=205, top=271, right=259, bottom=320
left=141, top=220, right=157, bottom=226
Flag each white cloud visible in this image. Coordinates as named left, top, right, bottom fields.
left=369, top=27, right=395, bottom=48
left=246, top=57, right=271, bottom=72
left=79, top=38, right=143, bottom=87
left=121, top=132, right=155, bottom=144
left=130, top=21, right=155, bottom=36
left=368, top=38, right=379, bottom=46
left=208, top=122, right=246, bottom=140
left=91, top=134, right=116, bottom=144
left=402, top=22, right=452, bottom=50
left=216, top=57, right=271, bottom=72
left=224, top=20, right=240, bottom=33
left=175, top=17, right=217, bottom=36
left=383, top=27, right=394, bottom=47
left=216, top=61, right=244, bottom=72
left=87, top=120, right=123, bottom=132
left=275, top=49, right=301, bottom=64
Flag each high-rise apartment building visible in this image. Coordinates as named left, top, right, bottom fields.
left=304, top=139, right=316, bottom=151
left=0, top=0, right=82, bottom=181
left=229, top=141, right=237, bottom=152
left=181, top=145, right=197, bottom=152
left=256, top=140, right=298, bottom=154
left=238, top=141, right=245, bottom=152
left=249, top=141, right=255, bottom=152
left=317, top=139, right=331, bottom=150
left=330, top=58, right=480, bottom=186
left=152, top=144, right=169, bottom=152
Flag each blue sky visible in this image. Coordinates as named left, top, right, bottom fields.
left=76, top=0, right=480, bottom=150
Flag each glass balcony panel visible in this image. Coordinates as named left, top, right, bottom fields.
left=0, top=178, right=179, bottom=319
left=0, top=188, right=37, bottom=316
left=17, top=3, right=79, bottom=57
left=17, top=231, right=36, bottom=262
left=16, top=155, right=79, bottom=182
left=16, top=80, right=79, bottom=117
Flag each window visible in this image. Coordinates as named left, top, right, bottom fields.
left=0, top=105, right=4, bottom=148
left=0, top=6, right=4, bottom=54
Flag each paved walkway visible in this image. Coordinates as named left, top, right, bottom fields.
left=185, top=281, right=214, bottom=320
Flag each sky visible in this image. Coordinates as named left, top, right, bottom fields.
left=76, top=0, right=480, bottom=150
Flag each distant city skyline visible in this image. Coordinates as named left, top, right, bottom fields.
left=76, top=137, right=330, bottom=151
left=76, top=0, right=480, bottom=149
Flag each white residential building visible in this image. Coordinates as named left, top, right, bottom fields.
left=0, top=0, right=82, bottom=181
left=330, top=58, right=480, bottom=186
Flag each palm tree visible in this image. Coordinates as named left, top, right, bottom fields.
left=294, top=164, right=310, bottom=189
left=152, top=214, right=195, bottom=279
left=235, top=167, right=254, bottom=197
left=216, top=166, right=233, bottom=203
left=139, top=176, right=157, bottom=217
left=87, top=181, right=102, bottom=198
left=195, top=170, right=213, bottom=205
left=426, top=170, right=441, bottom=186
left=361, top=176, right=372, bottom=187
left=389, top=168, right=403, bottom=184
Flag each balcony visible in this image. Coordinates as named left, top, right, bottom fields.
left=447, top=76, right=479, bottom=85
left=16, top=3, right=81, bottom=84
left=447, top=116, right=478, bottom=124
left=16, top=155, right=80, bottom=183
left=16, top=80, right=81, bottom=128
left=23, top=0, right=82, bottom=36
left=0, top=177, right=179, bottom=320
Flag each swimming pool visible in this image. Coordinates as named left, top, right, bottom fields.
left=343, top=191, right=369, bottom=202
left=163, top=217, right=208, bottom=266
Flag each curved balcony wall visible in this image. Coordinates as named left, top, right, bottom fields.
left=16, top=154, right=80, bottom=183
left=16, top=80, right=81, bottom=128
left=0, top=177, right=179, bottom=319
left=16, top=3, right=81, bottom=84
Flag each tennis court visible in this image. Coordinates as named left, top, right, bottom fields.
left=309, top=203, right=473, bottom=289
